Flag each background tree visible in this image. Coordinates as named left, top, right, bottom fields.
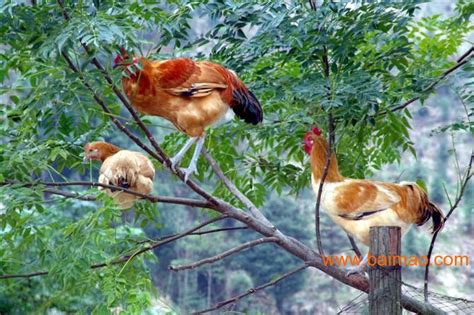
left=1, top=0, right=472, bottom=314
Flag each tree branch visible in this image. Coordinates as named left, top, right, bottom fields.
left=202, top=148, right=275, bottom=228
left=380, top=47, right=473, bottom=115
left=194, top=264, right=308, bottom=314
left=314, top=46, right=334, bottom=256
left=424, top=152, right=473, bottom=301
left=60, top=51, right=164, bottom=163
left=43, top=5, right=462, bottom=313
left=0, top=215, right=228, bottom=280
left=58, top=9, right=222, bottom=208
left=1, top=183, right=446, bottom=313
left=42, top=188, right=97, bottom=201
left=56, top=0, right=168, bottom=164
left=3, top=181, right=217, bottom=210
left=347, top=234, right=363, bottom=259
left=169, top=237, right=278, bottom=272
left=135, top=226, right=248, bottom=245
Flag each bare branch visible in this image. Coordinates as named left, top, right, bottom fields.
left=3, top=181, right=217, bottom=210
left=169, top=237, right=278, bottom=272
left=60, top=51, right=164, bottom=163
left=187, top=226, right=248, bottom=236
left=58, top=9, right=222, bottom=207
left=424, top=153, right=473, bottom=301
left=1, top=181, right=447, bottom=313
left=0, top=216, right=228, bottom=280
left=380, top=47, right=473, bottom=115
left=42, top=188, right=97, bottom=201
left=194, top=264, right=308, bottom=314
left=0, top=271, right=48, bottom=280
left=57, top=0, right=168, bottom=163
left=347, top=234, right=362, bottom=259
left=314, top=46, right=334, bottom=256
left=135, top=226, right=249, bottom=245
left=202, top=148, right=275, bottom=227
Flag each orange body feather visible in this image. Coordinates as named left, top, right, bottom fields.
left=121, top=58, right=262, bottom=137
left=306, top=131, right=444, bottom=246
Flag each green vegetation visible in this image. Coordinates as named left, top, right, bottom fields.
left=1, top=0, right=472, bottom=313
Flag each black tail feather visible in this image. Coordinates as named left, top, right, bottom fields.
left=430, top=202, right=445, bottom=233
left=231, top=88, right=263, bottom=125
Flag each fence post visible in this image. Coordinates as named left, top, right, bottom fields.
left=369, top=226, right=402, bottom=315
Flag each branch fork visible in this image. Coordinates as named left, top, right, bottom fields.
left=169, top=236, right=278, bottom=272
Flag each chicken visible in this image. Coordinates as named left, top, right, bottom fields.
left=84, top=141, right=155, bottom=209
left=303, top=127, right=444, bottom=273
left=113, top=49, right=263, bottom=181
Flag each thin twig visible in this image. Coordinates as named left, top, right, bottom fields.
left=61, top=51, right=164, bottom=163
left=424, top=153, right=473, bottom=302
left=193, top=264, right=308, bottom=314
left=2, top=181, right=216, bottom=210
left=169, top=237, right=278, bottom=272
left=56, top=0, right=168, bottom=163
left=135, top=226, right=249, bottom=245
left=42, top=188, right=97, bottom=201
left=347, top=234, right=362, bottom=259
left=314, top=46, right=334, bottom=256
left=0, top=216, right=228, bottom=280
left=379, top=47, right=473, bottom=115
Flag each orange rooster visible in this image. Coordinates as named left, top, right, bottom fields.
left=113, top=50, right=263, bottom=180
left=84, top=141, right=155, bottom=209
left=303, top=127, right=444, bottom=273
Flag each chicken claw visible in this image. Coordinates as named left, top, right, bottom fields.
left=170, top=137, right=198, bottom=172
left=345, top=254, right=368, bottom=278
left=171, top=136, right=205, bottom=182
left=169, top=156, right=180, bottom=172
left=180, top=166, right=197, bottom=182
left=345, top=265, right=368, bottom=278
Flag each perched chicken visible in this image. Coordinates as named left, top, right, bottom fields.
left=304, top=127, right=444, bottom=272
left=113, top=50, right=263, bottom=180
left=84, top=141, right=155, bottom=209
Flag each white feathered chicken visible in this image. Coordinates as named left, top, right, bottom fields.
left=84, top=141, right=155, bottom=208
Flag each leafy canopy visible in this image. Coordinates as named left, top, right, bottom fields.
left=0, top=0, right=472, bottom=313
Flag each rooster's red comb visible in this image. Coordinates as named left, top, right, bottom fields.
left=311, top=127, right=321, bottom=136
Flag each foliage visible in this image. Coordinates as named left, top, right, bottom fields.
left=0, top=0, right=472, bottom=313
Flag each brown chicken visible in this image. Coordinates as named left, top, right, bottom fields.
left=113, top=50, right=263, bottom=180
left=84, top=141, right=155, bottom=209
left=303, top=127, right=444, bottom=273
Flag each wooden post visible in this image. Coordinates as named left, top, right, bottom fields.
left=369, top=226, right=402, bottom=315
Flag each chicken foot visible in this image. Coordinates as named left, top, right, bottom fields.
left=170, top=136, right=205, bottom=182
left=170, top=137, right=198, bottom=170
left=346, top=254, right=368, bottom=278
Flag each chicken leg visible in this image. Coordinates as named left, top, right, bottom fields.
left=170, top=136, right=205, bottom=182
left=170, top=137, right=198, bottom=170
